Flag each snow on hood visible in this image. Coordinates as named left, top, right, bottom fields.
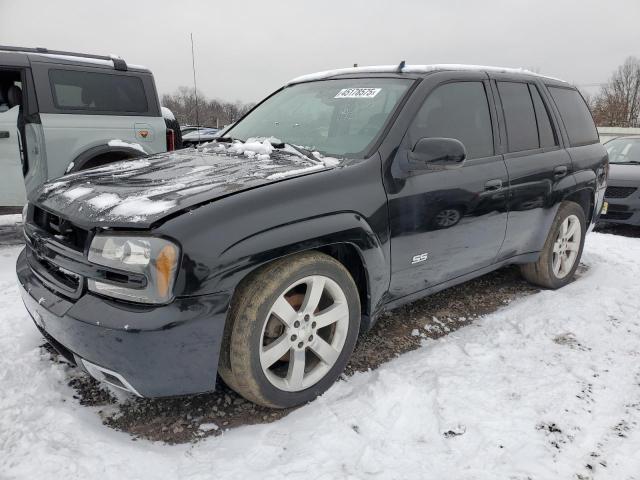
left=33, top=142, right=341, bottom=228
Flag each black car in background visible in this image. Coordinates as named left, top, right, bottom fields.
left=600, top=136, right=640, bottom=226
left=16, top=64, right=607, bottom=408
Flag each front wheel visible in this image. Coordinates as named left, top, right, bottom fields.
left=219, top=251, right=361, bottom=408
left=520, top=201, right=586, bottom=289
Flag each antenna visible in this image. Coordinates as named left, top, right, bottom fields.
left=397, top=60, right=405, bottom=72
left=190, top=33, right=201, bottom=144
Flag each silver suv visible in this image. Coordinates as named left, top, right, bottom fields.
left=0, top=46, right=176, bottom=211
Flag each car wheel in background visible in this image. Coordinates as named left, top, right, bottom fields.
left=218, top=251, right=360, bottom=408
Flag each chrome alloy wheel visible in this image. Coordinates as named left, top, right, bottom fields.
left=259, top=275, right=350, bottom=392
left=552, top=214, right=581, bottom=278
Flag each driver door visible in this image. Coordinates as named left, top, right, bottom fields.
left=0, top=94, right=27, bottom=208
left=385, top=74, right=509, bottom=299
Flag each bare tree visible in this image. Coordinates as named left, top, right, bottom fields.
left=161, top=87, right=254, bottom=128
left=591, top=57, right=640, bottom=127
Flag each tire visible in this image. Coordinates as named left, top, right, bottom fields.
left=219, top=251, right=361, bottom=408
left=520, top=201, right=586, bottom=289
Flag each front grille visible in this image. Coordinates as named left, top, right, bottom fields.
left=605, top=186, right=637, bottom=199
left=25, top=246, right=84, bottom=299
left=33, top=206, right=88, bottom=251
left=601, top=211, right=633, bottom=221
left=36, top=255, right=81, bottom=291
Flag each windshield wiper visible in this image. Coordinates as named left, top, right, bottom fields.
left=214, top=136, right=242, bottom=143
left=268, top=140, right=318, bottom=163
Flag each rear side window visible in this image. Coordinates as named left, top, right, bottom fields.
left=548, top=87, right=599, bottom=146
left=409, top=81, right=494, bottom=159
left=529, top=85, right=557, bottom=148
left=49, top=69, right=148, bottom=113
left=497, top=81, right=538, bottom=152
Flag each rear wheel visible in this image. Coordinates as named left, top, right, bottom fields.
left=219, top=251, right=360, bottom=408
left=520, top=201, right=586, bottom=289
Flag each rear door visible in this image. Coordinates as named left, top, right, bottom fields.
left=0, top=100, right=26, bottom=207
left=545, top=85, right=606, bottom=223
left=490, top=75, right=573, bottom=259
left=0, top=67, right=28, bottom=207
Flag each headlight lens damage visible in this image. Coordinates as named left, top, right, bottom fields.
left=88, top=235, right=179, bottom=304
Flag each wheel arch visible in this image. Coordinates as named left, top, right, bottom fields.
left=213, top=213, right=388, bottom=331
left=316, top=243, right=371, bottom=330
left=563, top=186, right=594, bottom=224
left=66, top=143, right=148, bottom=173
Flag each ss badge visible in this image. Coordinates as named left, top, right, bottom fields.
left=411, top=252, right=429, bottom=265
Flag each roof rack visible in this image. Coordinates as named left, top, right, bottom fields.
left=0, top=45, right=128, bottom=71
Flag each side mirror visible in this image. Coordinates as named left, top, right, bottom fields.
left=409, top=137, right=467, bottom=167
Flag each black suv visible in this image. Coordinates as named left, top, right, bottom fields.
left=17, top=65, right=607, bottom=408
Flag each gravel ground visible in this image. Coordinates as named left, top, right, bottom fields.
left=61, top=265, right=540, bottom=444
left=16, top=220, right=640, bottom=444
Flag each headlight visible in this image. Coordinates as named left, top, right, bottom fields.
left=88, top=234, right=180, bottom=304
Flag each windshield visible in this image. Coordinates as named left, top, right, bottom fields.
left=226, top=78, right=413, bottom=158
left=606, top=137, right=640, bottom=164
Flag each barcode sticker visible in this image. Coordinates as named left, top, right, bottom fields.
left=334, top=88, right=381, bottom=99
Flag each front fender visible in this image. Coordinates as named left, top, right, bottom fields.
left=214, top=212, right=389, bottom=315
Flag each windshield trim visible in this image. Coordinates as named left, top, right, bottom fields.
left=223, top=77, right=419, bottom=160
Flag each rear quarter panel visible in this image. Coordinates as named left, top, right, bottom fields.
left=39, top=113, right=166, bottom=179
left=567, top=143, right=608, bottom=225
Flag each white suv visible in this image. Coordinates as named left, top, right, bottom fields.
left=0, top=46, right=178, bottom=211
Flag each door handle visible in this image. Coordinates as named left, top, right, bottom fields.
left=0, top=131, right=9, bottom=139
left=554, top=165, right=568, bottom=178
left=484, top=179, right=503, bottom=191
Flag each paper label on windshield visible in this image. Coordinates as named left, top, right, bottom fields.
left=334, top=88, right=381, bottom=99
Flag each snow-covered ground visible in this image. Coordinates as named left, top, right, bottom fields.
left=1, top=232, right=640, bottom=479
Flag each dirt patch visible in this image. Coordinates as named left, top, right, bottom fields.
left=55, top=265, right=538, bottom=444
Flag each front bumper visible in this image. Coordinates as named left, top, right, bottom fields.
left=600, top=183, right=640, bottom=226
left=17, top=249, right=230, bottom=397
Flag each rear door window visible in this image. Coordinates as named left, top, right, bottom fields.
left=49, top=69, right=148, bottom=113
left=409, top=81, right=494, bottom=159
left=529, top=84, right=558, bottom=148
left=497, top=81, right=538, bottom=152
left=548, top=86, right=599, bottom=146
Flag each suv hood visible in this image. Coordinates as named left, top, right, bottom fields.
left=33, top=142, right=339, bottom=229
left=608, top=163, right=640, bottom=183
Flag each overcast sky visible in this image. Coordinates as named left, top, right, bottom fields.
left=1, top=0, right=639, bottom=103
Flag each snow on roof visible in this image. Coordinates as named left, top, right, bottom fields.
left=288, top=64, right=567, bottom=85
left=161, top=107, right=175, bottom=121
